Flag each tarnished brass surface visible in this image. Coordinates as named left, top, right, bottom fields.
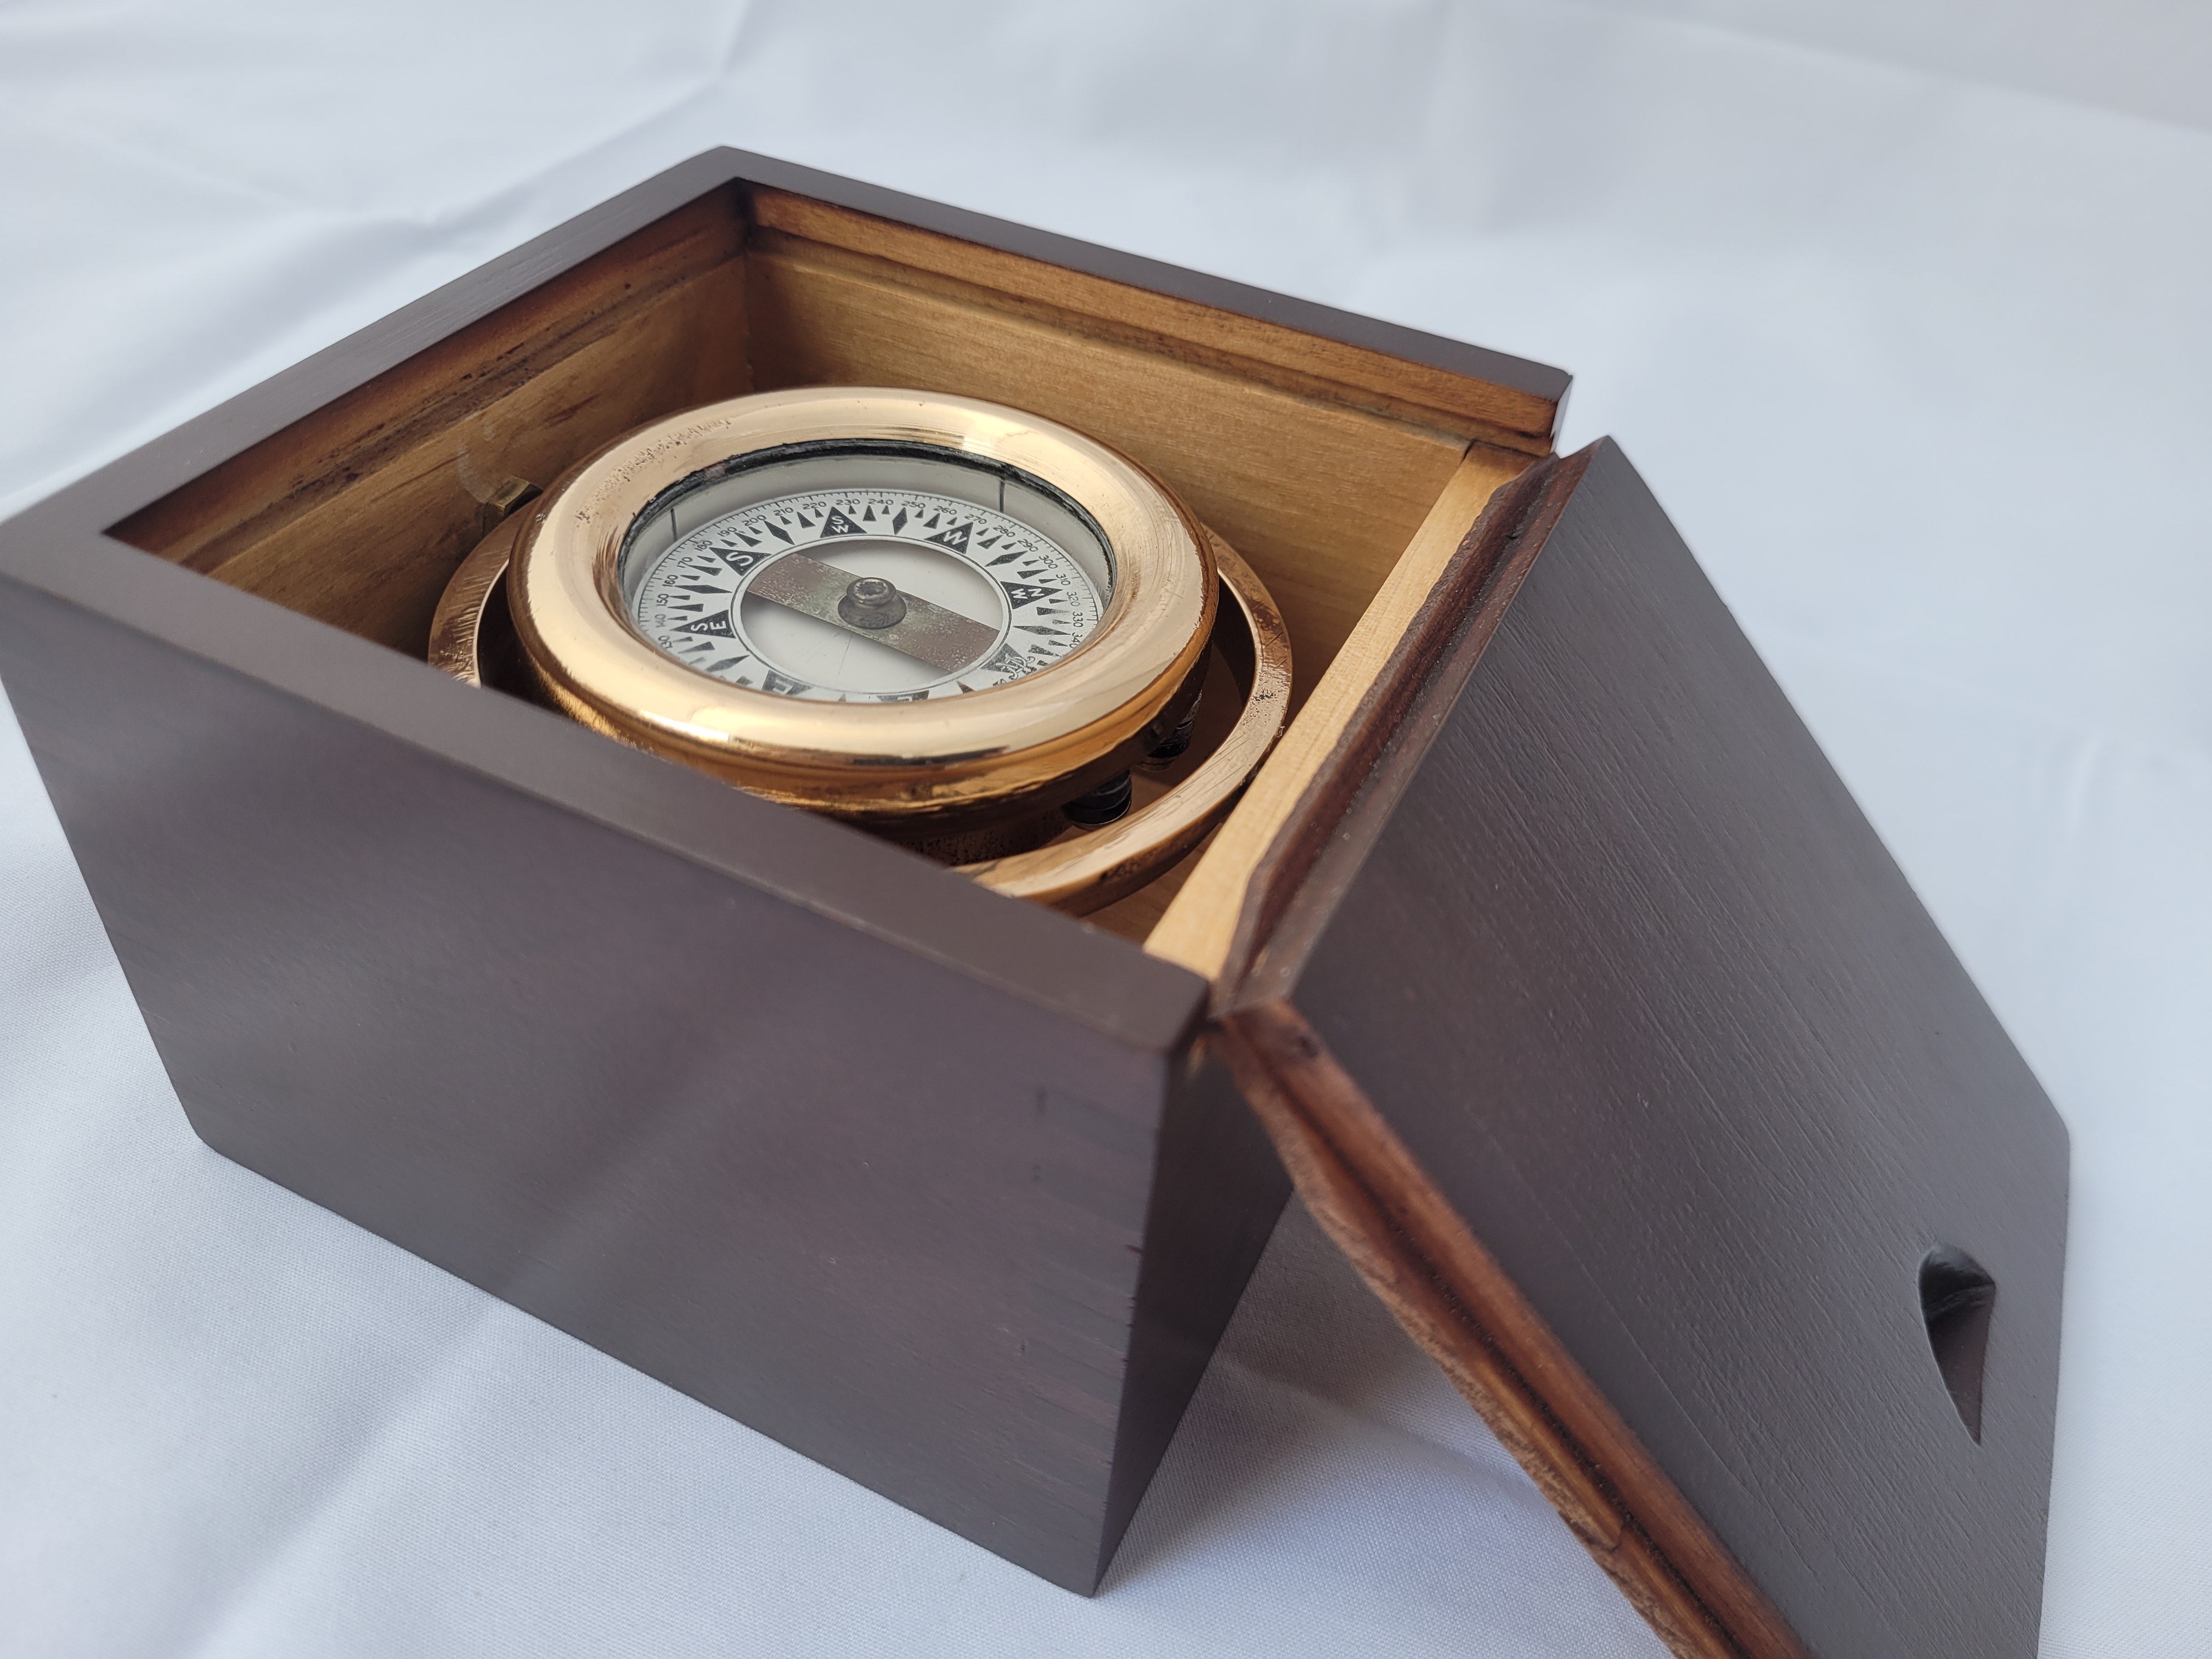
left=427, top=511, right=528, bottom=686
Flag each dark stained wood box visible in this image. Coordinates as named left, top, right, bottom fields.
left=0, top=151, right=2067, bottom=1659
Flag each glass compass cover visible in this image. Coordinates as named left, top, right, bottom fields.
left=620, top=445, right=1114, bottom=703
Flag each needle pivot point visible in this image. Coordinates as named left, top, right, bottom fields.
left=838, top=575, right=907, bottom=629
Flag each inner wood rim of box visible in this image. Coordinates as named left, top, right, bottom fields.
left=107, top=182, right=1554, bottom=984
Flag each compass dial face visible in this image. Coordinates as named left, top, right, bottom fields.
left=619, top=447, right=1113, bottom=703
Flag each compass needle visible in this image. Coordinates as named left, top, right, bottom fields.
left=629, top=465, right=1104, bottom=702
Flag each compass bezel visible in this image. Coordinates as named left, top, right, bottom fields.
left=507, top=387, right=1217, bottom=823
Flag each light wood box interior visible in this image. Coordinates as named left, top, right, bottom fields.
left=110, top=183, right=1552, bottom=972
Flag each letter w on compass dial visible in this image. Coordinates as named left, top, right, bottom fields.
left=626, top=469, right=1109, bottom=706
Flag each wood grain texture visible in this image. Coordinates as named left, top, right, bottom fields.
left=220, top=266, right=744, bottom=654
left=0, top=532, right=1277, bottom=1593
left=9, top=143, right=1561, bottom=549
left=750, top=190, right=1559, bottom=452
left=112, top=200, right=748, bottom=656
left=729, top=161, right=1568, bottom=415
left=1260, top=440, right=2069, bottom=1658
left=1167, top=453, right=1804, bottom=1654
left=114, top=190, right=747, bottom=572
left=1146, top=444, right=1530, bottom=980
left=745, top=236, right=1471, bottom=691
left=1214, top=1000, right=1801, bottom=1659
left=0, top=149, right=2066, bottom=1659
left=0, top=149, right=1574, bottom=1594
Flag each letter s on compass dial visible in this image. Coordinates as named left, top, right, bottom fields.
left=501, top=388, right=1218, bottom=832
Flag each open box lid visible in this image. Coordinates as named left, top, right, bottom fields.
left=1193, top=443, right=2069, bottom=1658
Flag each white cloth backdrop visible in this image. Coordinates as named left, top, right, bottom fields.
left=2, top=3, right=2207, bottom=1654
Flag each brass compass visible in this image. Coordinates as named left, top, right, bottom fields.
left=430, top=387, right=1290, bottom=910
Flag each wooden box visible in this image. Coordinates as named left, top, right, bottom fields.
left=0, top=151, right=2067, bottom=1659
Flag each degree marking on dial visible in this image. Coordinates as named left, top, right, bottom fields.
left=630, top=481, right=1102, bottom=701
